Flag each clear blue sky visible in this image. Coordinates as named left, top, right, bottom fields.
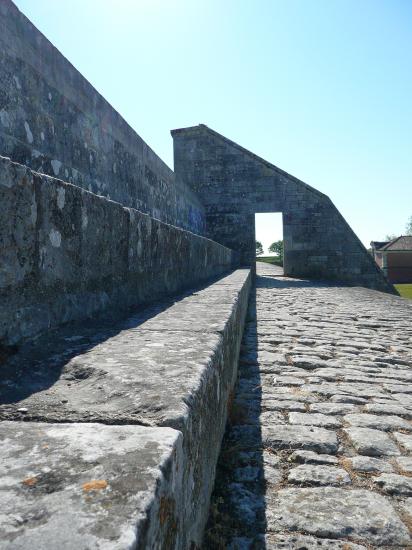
left=15, top=0, right=412, bottom=251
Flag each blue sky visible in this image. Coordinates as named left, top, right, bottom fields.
left=15, top=0, right=412, bottom=252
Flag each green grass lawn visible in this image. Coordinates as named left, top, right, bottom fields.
left=257, top=256, right=283, bottom=267
left=395, top=284, right=412, bottom=299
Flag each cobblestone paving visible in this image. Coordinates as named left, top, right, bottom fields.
left=204, top=263, right=412, bottom=549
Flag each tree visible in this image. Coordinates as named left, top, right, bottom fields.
left=269, top=240, right=283, bottom=260
left=385, top=234, right=398, bottom=241
left=256, top=240, right=264, bottom=256
left=406, top=216, right=412, bottom=236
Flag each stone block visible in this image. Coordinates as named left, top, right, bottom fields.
left=0, top=158, right=36, bottom=290
left=267, top=487, right=410, bottom=546
left=0, top=421, right=184, bottom=549
left=35, top=174, right=82, bottom=286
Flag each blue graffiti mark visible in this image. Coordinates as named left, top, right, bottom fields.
left=188, top=206, right=205, bottom=235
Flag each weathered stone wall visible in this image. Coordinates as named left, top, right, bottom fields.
left=0, top=155, right=234, bottom=346
left=172, top=124, right=396, bottom=293
left=0, top=0, right=205, bottom=234
left=0, top=268, right=252, bottom=549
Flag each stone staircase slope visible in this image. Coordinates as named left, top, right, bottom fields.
left=0, top=268, right=251, bottom=549
left=205, top=262, right=412, bottom=548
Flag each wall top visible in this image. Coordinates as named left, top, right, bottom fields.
left=0, top=0, right=205, bottom=233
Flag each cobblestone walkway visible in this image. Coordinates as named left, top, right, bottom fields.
left=204, top=262, right=412, bottom=549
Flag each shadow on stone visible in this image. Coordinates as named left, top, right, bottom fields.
left=0, top=273, right=232, bottom=409
left=202, top=280, right=268, bottom=548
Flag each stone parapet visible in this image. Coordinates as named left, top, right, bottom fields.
left=0, top=268, right=252, bottom=548
left=0, top=155, right=234, bottom=346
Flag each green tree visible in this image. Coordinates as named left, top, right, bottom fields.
left=269, top=240, right=283, bottom=260
left=385, top=234, right=398, bottom=241
left=406, top=216, right=412, bottom=236
left=256, top=240, right=264, bottom=256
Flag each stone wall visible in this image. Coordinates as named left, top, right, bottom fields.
left=172, top=124, right=396, bottom=294
left=0, top=0, right=205, bottom=234
left=0, top=155, right=234, bottom=346
left=0, top=268, right=252, bottom=549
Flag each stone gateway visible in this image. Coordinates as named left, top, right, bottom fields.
left=1, top=1, right=410, bottom=549
left=172, top=124, right=394, bottom=293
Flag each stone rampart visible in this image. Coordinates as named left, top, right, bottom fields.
left=0, top=268, right=252, bottom=549
left=0, top=155, right=234, bottom=346
left=0, top=0, right=205, bottom=234
left=172, top=124, right=396, bottom=294
left=1, top=2, right=405, bottom=547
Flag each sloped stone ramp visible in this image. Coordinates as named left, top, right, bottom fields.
left=0, top=269, right=251, bottom=549
left=204, top=262, right=412, bottom=549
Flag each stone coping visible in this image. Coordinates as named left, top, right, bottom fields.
left=0, top=268, right=251, bottom=548
left=0, top=422, right=184, bottom=550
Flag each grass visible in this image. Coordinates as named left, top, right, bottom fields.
left=395, top=284, right=412, bottom=299
left=256, top=256, right=283, bottom=267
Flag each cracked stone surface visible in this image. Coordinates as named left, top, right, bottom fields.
left=287, top=464, right=351, bottom=486
left=204, top=263, right=412, bottom=549
left=393, top=431, right=412, bottom=452
left=289, top=450, right=339, bottom=465
left=267, top=488, right=410, bottom=546
left=258, top=534, right=367, bottom=549
left=374, top=473, right=412, bottom=496
left=395, top=456, right=412, bottom=474
left=347, top=455, right=394, bottom=474
left=344, top=426, right=401, bottom=456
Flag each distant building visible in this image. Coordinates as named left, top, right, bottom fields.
left=371, top=236, right=412, bottom=283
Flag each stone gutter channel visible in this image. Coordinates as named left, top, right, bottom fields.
left=203, top=262, right=412, bottom=549
left=0, top=269, right=252, bottom=549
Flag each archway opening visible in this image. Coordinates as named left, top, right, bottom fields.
left=255, top=212, right=283, bottom=272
